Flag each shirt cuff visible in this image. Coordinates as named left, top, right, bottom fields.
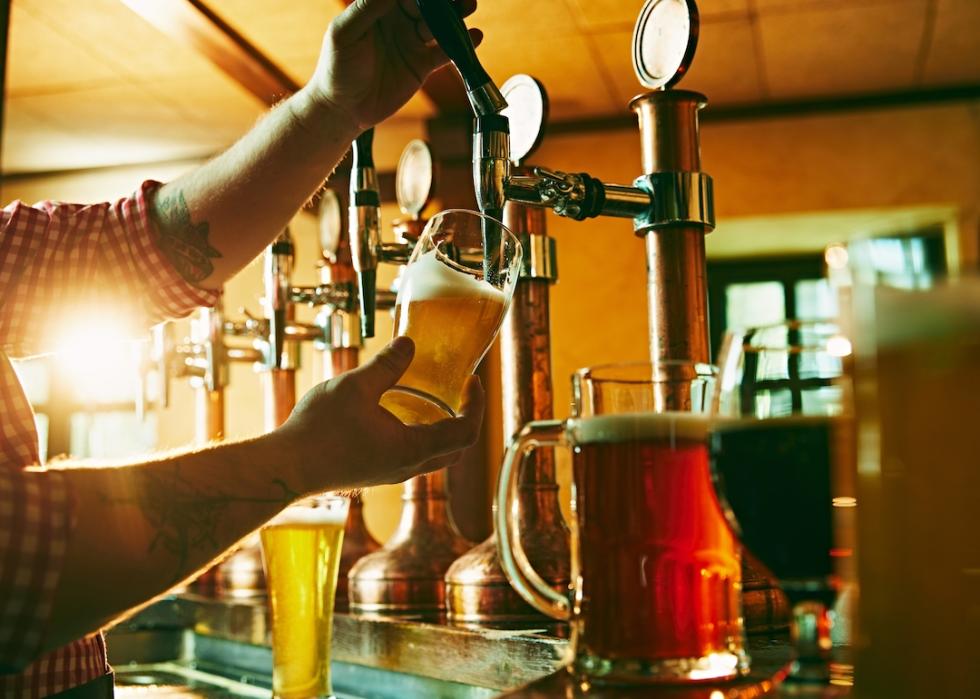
left=124, top=180, right=221, bottom=320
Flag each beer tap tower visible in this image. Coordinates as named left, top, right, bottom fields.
left=314, top=188, right=383, bottom=611
left=413, top=0, right=786, bottom=633
left=346, top=133, right=472, bottom=620
left=445, top=74, right=570, bottom=629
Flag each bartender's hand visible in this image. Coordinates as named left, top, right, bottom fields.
left=274, top=336, right=484, bottom=491
left=309, top=0, right=482, bottom=130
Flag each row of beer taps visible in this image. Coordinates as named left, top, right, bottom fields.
left=141, top=0, right=786, bottom=634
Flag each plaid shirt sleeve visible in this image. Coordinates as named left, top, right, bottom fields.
left=0, top=466, right=71, bottom=673
left=0, top=180, right=219, bottom=355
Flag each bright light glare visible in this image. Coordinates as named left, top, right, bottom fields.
left=54, top=315, right=144, bottom=405
left=827, top=335, right=853, bottom=358
left=833, top=496, right=858, bottom=508
left=825, top=244, right=849, bottom=269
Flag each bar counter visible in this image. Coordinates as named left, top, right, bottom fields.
left=107, top=594, right=801, bottom=698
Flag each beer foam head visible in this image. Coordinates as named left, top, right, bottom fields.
left=401, top=249, right=505, bottom=302
left=266, top=501, right=349, bottom=527
left=572, top=411, right=711, bottom=445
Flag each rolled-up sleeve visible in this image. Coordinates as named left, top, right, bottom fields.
left=0, top=467, right=71, bottom=673
left=0, top=180, right=219, bottom=355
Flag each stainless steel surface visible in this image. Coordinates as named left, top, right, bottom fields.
left=632, top=171, right=714, bottom=231
left=348, top=130, right=382, bottom=339
left=468, top=82, right=508, bottom=117
left=108, top=596, right=799, bottom=698
left=263, top=231, right=295, bottom=370
left=474, top=122, right=511, bottom=218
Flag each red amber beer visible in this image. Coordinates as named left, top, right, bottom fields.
left=496, top=362, right=746, bottom=684
left=573, top=414, right=741, bottom=667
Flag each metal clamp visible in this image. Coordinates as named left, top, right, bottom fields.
left=519, top=234, right=558, bottom=282
left=632, top=171, right=715, bottom=233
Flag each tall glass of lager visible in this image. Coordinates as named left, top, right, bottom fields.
left=261, top=495, right=350, bottom=699
left=381, top=209, right=522, bottom=425
left=496, top=362, right=747, bottom=684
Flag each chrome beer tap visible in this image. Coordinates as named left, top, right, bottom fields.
left=417, top=0, right=715, bottom=373
left=346, top=137, right=473, bottom=621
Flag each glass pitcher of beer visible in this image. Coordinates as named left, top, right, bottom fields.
left=380, top=209, right=522, bottom=425
left=261, top=495, right=350, bottom=699
left=495, top=362, right=747, bottom=684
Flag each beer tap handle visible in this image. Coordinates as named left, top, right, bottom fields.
left=415, top=0, right=505, bottom=116
left=264, top=231, right=295, bottom=369
left=349, top=128, right=382, bottom=338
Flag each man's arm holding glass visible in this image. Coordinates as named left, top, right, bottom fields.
left=38, top=337, right=483, bottom=657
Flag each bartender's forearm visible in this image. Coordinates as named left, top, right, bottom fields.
left=44, top=432, right=306, bottom=652
left=149, top=86, right=357, bottom=288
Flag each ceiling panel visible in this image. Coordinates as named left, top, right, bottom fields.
left=473, top=0, right=579, bottom=34
left=565, top=0, right=750, bottom=31
left=479, top=31, right=620, bottom=119
left=4, top=85, right=237, bottom=173
left=920, top=0, right=980, bottom=86
left=759, top=0, right=928, bottom=98
left=753, top=0, right=897, bottom=11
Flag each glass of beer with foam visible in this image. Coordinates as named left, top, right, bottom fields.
left=260, top=495, right=350, bottom=699
left=496, top=362, right=747, bottom=684
left=380, top=209, right=522, bottom=425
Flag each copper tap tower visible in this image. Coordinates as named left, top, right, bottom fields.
left=416, top=0, right=787, bottom=634
left=346, top=136, right=472, bottom=619
left=315, top=187, right=382, bottom=611
left=445, top=76, right=570, bottom=629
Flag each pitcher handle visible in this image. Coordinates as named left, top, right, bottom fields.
left=494, top=420, right=571, bottom=621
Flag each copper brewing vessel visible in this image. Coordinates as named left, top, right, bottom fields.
left=349, top=469, right=471, bottom=620
left=445, top=199, right=570, bottom=628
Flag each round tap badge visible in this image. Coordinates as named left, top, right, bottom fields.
left=632, top=0, right=700, bottom=90
left=500, top=74, right=549, bottom=164
left=318, top=189, right=343, bottom=262
left=395, top=140, right=434, bottom=219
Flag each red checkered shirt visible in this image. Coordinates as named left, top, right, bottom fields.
left=0, top=181, right=218, bottom=697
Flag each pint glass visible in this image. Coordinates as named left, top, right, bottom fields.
left=261, top=495, right=350, bottom=699
left=496, top=362, right=747, bottom=684
left=380, top=209, right=522, bottom=425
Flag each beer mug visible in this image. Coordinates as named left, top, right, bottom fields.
left=261, top=495, right=350, bottom=699
left=495, top=362, right=747, bottom=684
left=380, top=209, right=522, bottom=425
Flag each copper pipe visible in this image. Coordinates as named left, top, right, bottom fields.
left=262, top=369, right=296, bottom=431
left=632, top=89, right=787, bottom=632
left=446, top=195, right=570, bottom=628
left=644, top=227, right=710, bottom=366
left=194, top=388, right=224, bottom=444
left=631, top=89, right=704, bottom=174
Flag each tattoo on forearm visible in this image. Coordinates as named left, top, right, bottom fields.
left=105, top=462, right=298, bottom=585
left=152, top=190, right=222, bottom=284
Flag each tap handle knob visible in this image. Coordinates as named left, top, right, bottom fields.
left=415, top=0, right=505, bottom=115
